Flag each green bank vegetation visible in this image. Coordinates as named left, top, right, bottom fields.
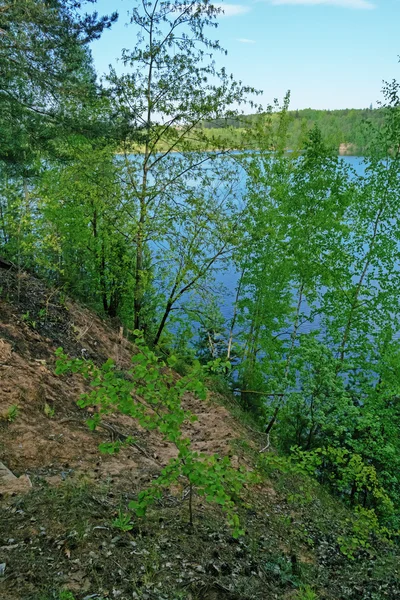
left=2, top=1, right=400, bottom=594
left=200, top=106, right=385, bottom=154
left=121, top=107, right=385, bottom=155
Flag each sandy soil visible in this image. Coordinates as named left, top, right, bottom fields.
left=0, top=267, right=244, bottom=494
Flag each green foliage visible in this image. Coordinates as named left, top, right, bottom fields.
left=0, top=0, right=117, bottom=175
left=98, top=440, right=128, bottom=455
left=44, top=403, right=55, bottom=419
left=264, top=554, right=300, bottom=587
left=2, top=404, right=20, bottom=423
left=21, top=311, right=37, bottom=329
left=102, top=0, right=259, bottom=340
left=292, top=446, right=394, bottom=516
left=232, top=85, right=400, bottom=536
left=58, top=592, right=76, bottom=600
left=112, top=510, right=134, bottom=532
left=55, top=332, right=247, bottom=534
left=260, top=448, right=397, bottom=559
left=204, top=107, right=385, bottom=154
left=296, top=586, right=319, bottom=600
left=337, top=507, right=394, bottom=560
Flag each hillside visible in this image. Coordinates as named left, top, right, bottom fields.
left=1, top=265, right=400, bottom=600
left=201, top=108, right=384, bottom=154
left=0, top=265, right=240, bottom=486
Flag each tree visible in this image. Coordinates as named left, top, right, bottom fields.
left=55, top=333, right=248, bottom=533
left=107, top=0, right=258, bottom=342
left=0, top=0, right=117, bottom=168
left=0, top=1, right=121, bottom=302
left=35, top=140, right=133, bottom=318
left=234, top=108, right=353, bottom=418
left=236, top=79, right=400, bottom=527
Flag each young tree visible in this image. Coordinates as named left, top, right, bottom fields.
left=107, top=0, right=258, bottom=342
left=240, top=80, right=400, bottom=525
left=36, top=140, right=133, bottom=318
left=235, top=111, right=353, bottom=417
left=0, top=1, right=120, bottom=298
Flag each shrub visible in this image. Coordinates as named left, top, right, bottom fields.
left=55, top=331, right=247, bottom=535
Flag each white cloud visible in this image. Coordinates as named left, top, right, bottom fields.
left=213, top=3, right=251, bottom=17
left=270, top=0, right=375, bottom=9
left=237, top=37, right=256, bottom=43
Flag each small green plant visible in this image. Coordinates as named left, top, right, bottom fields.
left=112, top=510, right=134, bottom=532
left=2, top=404, right=19, bottom=423
left=287, top=484, right=313, bottom=506
left=291, top=446, right=394, bottom=517
left=21, top=311, right=36, bottom=329
left=296, top=585, right=319, bottom=600
left=263, top=555, right=299, bottom=586
left=44, top=403, right=55, bottom=418
left=337, top=507, right=393, bottom=559
left=97, top=440, right=127, bottom=454
left=55, top=331, right=248, bottom=535
left=58, top=591, right=76, bottom=600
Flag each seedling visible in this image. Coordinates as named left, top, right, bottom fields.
left=2, top=404, right=19, bottom=423
left=44, top=403, right=55, bottom=418
left=112, top=510, right=134, bottom=532
left=21, top=311, right=36, bottom=329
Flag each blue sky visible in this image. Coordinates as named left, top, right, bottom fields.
left=89, top=0, right=399, bottom=110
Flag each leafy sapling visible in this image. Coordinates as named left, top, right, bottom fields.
left=55, top=331, right=247, bottom=535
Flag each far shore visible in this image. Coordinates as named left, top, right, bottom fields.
left=116, top=144, right=364, bottom=157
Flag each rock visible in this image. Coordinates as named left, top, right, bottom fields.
left=195, top=565, right=205, bottom=573
left=0, top=462, right=32, bottom=496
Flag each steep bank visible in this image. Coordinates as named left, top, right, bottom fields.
left=0, top=266, right=399, bottom=600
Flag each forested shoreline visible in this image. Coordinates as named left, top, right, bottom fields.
left=200, top=107, right=385, bottom=154
left=2, top=0, right=400, bottom=564
left=123, top=107, right=385, bottom=155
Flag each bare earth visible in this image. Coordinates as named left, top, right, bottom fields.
left=0, top=268, right=245, bottom=495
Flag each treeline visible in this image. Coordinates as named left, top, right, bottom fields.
left=2, top=0, right=400, bottom=550
left=201, top=107, right=385, bottom=153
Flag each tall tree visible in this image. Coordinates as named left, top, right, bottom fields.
left=108, top=0, right=258, bottom=342
left=235, top=108, right=353, bottom=417
left=0, top=0, right=117, bottom=167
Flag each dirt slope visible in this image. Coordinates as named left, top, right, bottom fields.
left=0, top=267, right=243, bottom=490
left=1, top=267, right=400, bottom=600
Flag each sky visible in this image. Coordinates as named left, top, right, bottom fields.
left=88, top=0, right=400, bottom=111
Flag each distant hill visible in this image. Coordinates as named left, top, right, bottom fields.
left=201, top=108, right=385, bottom=154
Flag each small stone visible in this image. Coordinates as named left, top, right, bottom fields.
left=0, top=564, right=6, bottom=577
left=195, top=565, right=205, bottom=573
